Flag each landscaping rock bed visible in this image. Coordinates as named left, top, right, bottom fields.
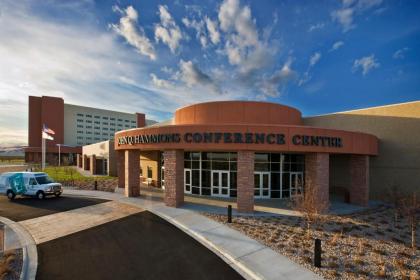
left=0, top=249, right=23, bottom=280
left=204, top=206, right=419, bottom=280
left=60, top=178, right=118, bottom=193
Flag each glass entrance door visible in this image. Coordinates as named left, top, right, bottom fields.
left=290, top=172, right=303, bottom=197
left=184, top=169, right=192, bottom=194
left=254, top=172, right=270, bottom=198
left=211, top=171, right=230, bottom=197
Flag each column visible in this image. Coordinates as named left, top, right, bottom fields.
left=117, top=151, right=125, bottom=189
left=237, top=151, right=255, bottom=213
left=76, top=154, right=81, bottom=168
left=163, top=150, right=184, bottom=207
left=125, top=150, right=140, bottom=197
left=349, top=155, right=369, bottom=206
left=305, top=153, right=330, bottom=208
left=83, top=155, right=88, bottom=170
left=90, top=155, right=96, bottom=175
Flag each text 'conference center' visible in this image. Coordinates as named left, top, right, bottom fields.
left=113, top=100, right=420, bottom=212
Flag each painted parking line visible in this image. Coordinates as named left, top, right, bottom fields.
left=19, top=201, right=143, bottom=244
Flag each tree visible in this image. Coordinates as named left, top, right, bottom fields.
left=386, top=184, right=404, bottom=226
left=291, top=178, right=330, bottom=238
left=400, top=192, right=419, bottom=250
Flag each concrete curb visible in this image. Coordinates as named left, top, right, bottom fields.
left=0, top=217, right=38, bottom=280
left=64, top=190, right=322, bottom=280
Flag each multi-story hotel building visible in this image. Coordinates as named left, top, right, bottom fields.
left=25, top=96, right=155, bottom=165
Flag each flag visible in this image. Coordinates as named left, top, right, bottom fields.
left=42, top=124, right=55, bottom=135
left=42, top=131, right=54, bottom=140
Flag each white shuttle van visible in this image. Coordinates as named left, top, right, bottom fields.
left=0, top=172, right=62, bottom=200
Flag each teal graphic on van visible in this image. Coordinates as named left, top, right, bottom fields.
left=9, top=173, right=26, bottom=194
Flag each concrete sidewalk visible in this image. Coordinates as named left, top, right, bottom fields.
left=64, top=189, right=322, bottom=280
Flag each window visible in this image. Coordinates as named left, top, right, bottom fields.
left=118, top=119, right=123, bottom=122
left=102, top=122, right=108, bottom=125
left=77, top=119, right=83, bottom=122
left=77, top=125, right=83, bottom=128
left=94, top=115, right=100, bottom=119
left=118, top=124, right=123, bottom=127
left=77, top=113, right=84, bottom=117
left=110, top=117, right=115, bottom=121
left=86, top=131, right=92, bottom=135
left=86, top=120, right=92, bottom=123
left=94, top=126, right=100, bottom=130
left=77, top=130, right=83, bottom=134
left=131, top=126, right=136, bottom=128
left=77, top=136, right=83, bottom=139
left=147, top=166, right=153, bottom=179
left=125, top=120, right=129, bottom=122
left=86, top=125, right=92, bottom=129
left=95, top=132, right=100, bottom=135
left=94, top=121, right=100, bottom=124
left=103, top=133, right=108, bottom=136
left=94, top=137, right=100, bottom=141
left=86, top=115, right=92, bottom=118
left=110, top=123, right=115, bottom=126
left=103, top=127, right=108, bottom=130
left=131, top=120, right=136, bottom=124
left=102, top=116, right=108, bottom=120
left=125, top=125, right=130, bottom=128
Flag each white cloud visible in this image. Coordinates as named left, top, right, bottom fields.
left=329, top=41, right=345, bottom=51
left=155, top=5, right=183, bottom=53
left=310, top=52, right=322, bottom=66
left=182, top=17, right=208, bottom=48
left=393, top=47, right=409, bottom=59
left=178, top=60, right=221, bottom=94
left=150, top=73, right=172, bottom=88
left=260, top=58, right=297, bottom=97
left=331, top=0, right=383, bottom=32
left=110, top=6, right=156, bottom=60
left=308, top=23, right=325, bottom=32
left=205, top=17, right=221, bottom=45
left=353, top=54, right=380, bottom=75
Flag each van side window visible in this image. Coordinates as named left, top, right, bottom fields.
left=29, top=178, right=37, bottom=185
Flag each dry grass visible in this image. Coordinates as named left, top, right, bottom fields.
left=204, top=205, right=420, bottom=280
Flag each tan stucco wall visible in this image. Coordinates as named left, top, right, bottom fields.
left=304, top=101, right=420, bottom=199
left=82, top=140, right=117, bottom=176
left=140, top=151, right=159, bottom=186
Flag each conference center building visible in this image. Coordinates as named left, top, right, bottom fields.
left=114, top=100, right=394, bottom=213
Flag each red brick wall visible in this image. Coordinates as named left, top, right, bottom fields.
left=163, top=150, right=184, bottom=207
left=136, top=113, right=146, bottom=128
left=305, top=153, right=330, bottom=205
left=349, top=155, right=369, bottom=206
left=124, top=150, right=140, bottom=197
left=117, top=151, right=125, bottom=188
left=28, top=96, right=42, bottom=147
left=41, top=96, right=64, bottom=147
left=237, top=151, right=255, bottom=213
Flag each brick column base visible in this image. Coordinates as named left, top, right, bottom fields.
left=237, top=151, right=255, bottom=213
left=90, top=155, right=96, bottom=175
left=164, top=150, right=184, bottom=207
left=349, top=155, right=369, bottom=206
left=125, top=150, right=140, bottom=197
left=305, top=153, right=330, bottom=208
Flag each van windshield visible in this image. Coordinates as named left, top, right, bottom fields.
left=35, top=175, right=54, bottom=184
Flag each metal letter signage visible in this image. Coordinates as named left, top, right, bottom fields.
left=117, top=132, right=343, bottom=148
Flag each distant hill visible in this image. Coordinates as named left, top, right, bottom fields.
left=0, top=146, right=25, bottom=157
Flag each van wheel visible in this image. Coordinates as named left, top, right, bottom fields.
left=36, top=191, right=45, bottom=200
left=7, top=190, right=15, bottom=200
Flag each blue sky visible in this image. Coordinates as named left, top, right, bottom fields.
left=0, top=0, right=419, bottom=146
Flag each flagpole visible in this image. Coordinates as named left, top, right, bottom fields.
left=42, top=135, right=46, bottom=170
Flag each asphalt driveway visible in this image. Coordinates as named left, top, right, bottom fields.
left=0, top=195, right=108, bottom=221
left=36, top=211, right=244, bottom=280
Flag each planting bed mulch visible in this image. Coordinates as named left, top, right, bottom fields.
left=204, top=206, right=419, bottom=280
left=0, top=249, right=23, bottom=280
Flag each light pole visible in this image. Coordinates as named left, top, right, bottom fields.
left=56, top=144, right=77, bottom=166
